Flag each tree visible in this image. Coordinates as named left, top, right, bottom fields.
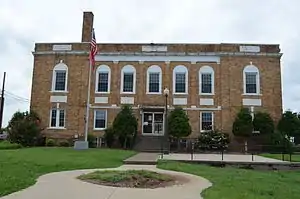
left=253, top=111, right=274, bottom=135
left=112, top=105, right=138, bottom=149
left=7, top=110, right=43, bottom=146
left=232, top=108, right=253, bottom=152
left=168, top=107, right=192, bottom=149
left=277, top=110, right=300, bottom=138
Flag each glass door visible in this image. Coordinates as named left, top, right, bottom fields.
left=153, top=113, right=163, bottom=135
left=142, top=112, right=164, bottom=136
left=143, top=113, right=153, bottom=134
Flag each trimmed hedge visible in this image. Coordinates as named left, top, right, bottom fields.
left=0, top=141, right=22, bottom=150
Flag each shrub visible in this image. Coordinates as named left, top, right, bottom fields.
left=197, top=130, right=230, bottom=151
left=58, top=140, right=70, bottom=147
left=104, top=126, right=115, bottom=148
left=0, top=141, right=22, bottom=150
left=264, top=130, right=295, bottom=153
left=88, top=134, right=96, bottom=148
left=7, top=111, right=42, bottom=146
left=46, top=139, right=55, bottom=147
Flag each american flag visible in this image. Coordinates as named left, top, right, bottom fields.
left=89, top=28, right=98, bottom=70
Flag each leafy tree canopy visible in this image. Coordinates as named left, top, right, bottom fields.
left=7, top=110, right=42, bottom=146
left=253, top=111, right=274, bottom=135
left=277, top=110, right=300, bottom=137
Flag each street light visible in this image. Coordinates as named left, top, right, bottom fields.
left=164, top=87, right=169, bottom=154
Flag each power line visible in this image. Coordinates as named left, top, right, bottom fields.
left=0, top=89, right=30, bottom=102
left=4, top=93, right=30, bottom=103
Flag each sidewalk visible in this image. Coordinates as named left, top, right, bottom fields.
left=0, top=164, right=212, bottom=199
left=123, top=152, right=159, bottom=165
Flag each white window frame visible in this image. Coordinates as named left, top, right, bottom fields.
left=94, top=110, right=107, bottom=130
left=199, top=65, right=214, bottom=95
left=120, top=65, right=136, bottom=94
left=49, top=108, right=66, bottom=129
left=200, top=111, right=214, bottom=132
left=95, top=65, right=111, bottom=94
left=51, top=62, right=68, bottom=92
left=243, top=65, right=260, bottom=95
left=173, top=65, right=188, bottom=95
left=146, top=65, right=162, bottom=94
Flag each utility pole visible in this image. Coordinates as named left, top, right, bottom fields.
left=0, top=72, right=6, bottom=129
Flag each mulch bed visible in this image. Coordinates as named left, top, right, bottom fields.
left=79, top=171, right=190, bottom=189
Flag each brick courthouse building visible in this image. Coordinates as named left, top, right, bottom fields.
left=30, top=12, right=283, bottom=150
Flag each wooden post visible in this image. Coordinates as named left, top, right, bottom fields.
left=0, top=72, right=6, bottom=129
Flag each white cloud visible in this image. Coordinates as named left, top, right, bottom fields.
left=0, top=0, right=300, bottom=127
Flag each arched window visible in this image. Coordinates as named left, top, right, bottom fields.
left=147, top=65, right=162, bottom=94
left=243, top=65, right=260, bottom=95
left=199, top=65, right=214, bottom=95
left=51, top=61, right=68, bottom=92
left=173, top=65, right=188, bottom=94
left=121, top=65, right=136, bottom=93
left=95, top=65, right=111, bottom=93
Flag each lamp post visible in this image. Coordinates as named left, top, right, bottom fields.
left=164, top=87, right=169, bottom=154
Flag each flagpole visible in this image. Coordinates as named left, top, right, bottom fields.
left=84, top=58, right=92, bottom=142
left=84, top=29, right=95, bottom=144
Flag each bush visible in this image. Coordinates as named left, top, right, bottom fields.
left=88, top=134, right=96, bottom=148
left=46, top=139, right=55, bottom=147
left=264, top=130, right=295, bottom=153
left=104, top=127, right=115, bottom=148
left=58, top=140, right=70, bottom=147
left=7, top=111, right=42, bottom=146
left=197, top=130, right=230, bottom=151
left=0, top=141, right=22, bottom=150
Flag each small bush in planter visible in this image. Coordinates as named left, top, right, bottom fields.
left=46, top=139, right=55, bottom=147
left=58, top=140, right=70, bottom=147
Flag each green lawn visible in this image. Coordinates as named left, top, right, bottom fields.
left=259, top=153, right=300, bottom=162
left=158, top=161, right=300, bottom=199
left=0, top=147, right=135, bottom=197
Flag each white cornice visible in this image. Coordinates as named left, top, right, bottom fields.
left=90, top=105, right=222, bottom=111
left=32, top=51, right=283, bottom=58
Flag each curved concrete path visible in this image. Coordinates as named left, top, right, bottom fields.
left=1, top=165, right=211, bottom=199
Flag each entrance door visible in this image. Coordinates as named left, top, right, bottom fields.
left=142, top=112, right=164, bottom=136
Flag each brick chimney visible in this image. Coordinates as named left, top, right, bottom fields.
left=81, top=12, right=94, bottom=42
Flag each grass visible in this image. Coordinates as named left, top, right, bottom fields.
left=259, top=153, right=300, bottom=162
left=0, top=141, right=22, bottom=150
left=78, top=170, right=172, bottom=183
left=158, top=160, right=300, bottom=199
left=0, top=147, right=135, bottom=197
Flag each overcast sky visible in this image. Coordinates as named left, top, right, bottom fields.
left=0, top=0, right=299, bottom=127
